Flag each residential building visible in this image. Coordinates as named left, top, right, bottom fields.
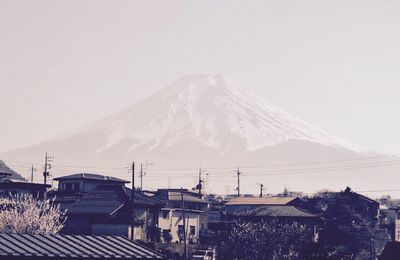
left=62, top=184, right=164, bottom=242
left=225, top=196, right=303, bottom=215
left=152, top=189, right=209, bottom=244
left=339, top=187, right=380, bottom=223
left=0, top=179, right=50, bottom=198
left=225, top=196, right=320, bottom=240
left=52, top=173, right=129, bottom=210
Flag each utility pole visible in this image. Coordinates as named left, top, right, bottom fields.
left=131, top=162, right=135, bottom=240
left=43, top=153, right=53, bottom=195
left=43, top=153, right=48, bottom=186
left=180, top=187, right=188, bottom=260
left=139, top=163, right=143, bottom=191
left=197, top=167, right=203, bottom=198
left=31, top=165, right=36, bottom=183
left=236, top=167, right=241, bottom=197
left=259, top=183, right=264, bottom=197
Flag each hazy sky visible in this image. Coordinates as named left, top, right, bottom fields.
left=1, top=0, right=400, bottom=154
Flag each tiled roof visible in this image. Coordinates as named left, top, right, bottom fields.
left=0, top=180, right=50, bottom=189
left=53, top=173, right=129, bottom=183
left=167, top=192, right=208, bottom=204
left=225, top=196, right=299, bottom=206
left=0, top=233, right=164, bottom=259
left=67, top=185, right=164, bottom=215
left=230, top=205, right=318, bottom=218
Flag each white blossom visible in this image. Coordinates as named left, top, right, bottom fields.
left=0, top=195, right=65, bottom=234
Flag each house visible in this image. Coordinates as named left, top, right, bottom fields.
left=62, top=184, right=164, bottom=242
left=0, top=233, right=165, bottom=259
left=339, top=187, right=380, bottom=223
left=225, top=196, right=320, bottom=240
left=380, top=206, right=400, bottom=242
left=225, top=196, right=303, bottom=215
left=52, top=173, right=129, bottom=210
left=0, top=179, right=50, bottom=198
left=152, top=189, right=209, bottom=244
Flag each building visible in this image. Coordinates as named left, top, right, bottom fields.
left=152, top=189, right=209, bottom=244
left=380, top=206, right=400, bottom=241
left=225, top=196, right=320, bottom=240
left=0, top=179, right=50, bottom=198
left=225, top=196, right=303, bottom=215
left=63, top=184, right=164, bottom=242
left=0, top=233, right=165, bottom=259
left=52, top=173, right=129, bottom=210
left=339, top=187, right=380, bottom=223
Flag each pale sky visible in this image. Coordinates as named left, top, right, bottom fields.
left=1, top=0, right=400, bottom=154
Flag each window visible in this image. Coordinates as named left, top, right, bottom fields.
left=162, top=211, right=169, bottom=219
left=63, top=183, right=79, bottom=192
left=190, top=226, right=196, bottom=235
left=178, top=225, right=184, bottom=238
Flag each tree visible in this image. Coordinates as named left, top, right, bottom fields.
left=218, top=220, right=317, bottom=260
left=0, top=195, right=65, bottom=234
left=302, top=191, right=383, bottom=259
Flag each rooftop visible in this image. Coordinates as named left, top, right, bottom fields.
left=0, top=233, right=164, bottom=259
left=67, top=185, right=164, bottom=215
left=53, top=173, right=129, bottom=183
left=0, top=180, right=50, bottom=188
left=230, top=205, right=319, bottom=218
left=167, top=191, right=208, bottom=204
left=225, top=196, right=300, bottom=206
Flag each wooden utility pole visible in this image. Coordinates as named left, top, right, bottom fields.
left=180, top=187, right=188, bottom=260
left=259, top=183, right=264, bottom=197
left=131, top=162, right=135, bottom=240
left=236, top=167, right=241, bottom=197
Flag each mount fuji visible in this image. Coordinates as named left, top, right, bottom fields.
left=1, top=75, right=396, bottom=195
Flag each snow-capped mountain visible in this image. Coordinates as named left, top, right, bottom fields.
left=77, top=74, right=364, bottom=154
left=2, top=75, right=396, bottom=195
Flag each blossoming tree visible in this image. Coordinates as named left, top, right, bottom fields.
left=0, top=195, right=65, bottom=234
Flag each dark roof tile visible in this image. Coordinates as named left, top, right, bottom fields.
left=0, top=233, right=164, bottom=259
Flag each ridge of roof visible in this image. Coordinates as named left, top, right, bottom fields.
left=225, top=196, right=299, bottom=206
left=53, top=173, right=129, bottom=183
left=230, top=205, right=319, bottom=218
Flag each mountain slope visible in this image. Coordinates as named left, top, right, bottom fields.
left=0, top=160, right=27, bottom=181
left=2, top=75, right=396, bottom=195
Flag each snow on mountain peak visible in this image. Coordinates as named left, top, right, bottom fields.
left=77, top=75, right=365, bottom=154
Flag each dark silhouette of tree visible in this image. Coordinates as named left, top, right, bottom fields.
left=218, top=220, right=317, bottom=260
